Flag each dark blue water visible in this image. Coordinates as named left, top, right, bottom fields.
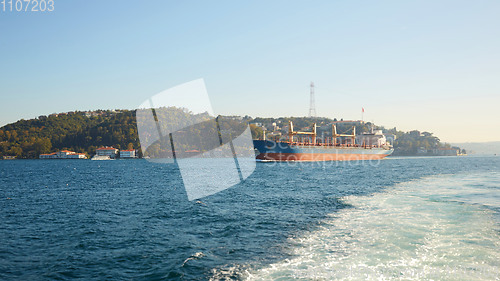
left=1, top=156, right=499, bottom=280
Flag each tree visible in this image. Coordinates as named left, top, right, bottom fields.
left=127, top=143, right=134, bottom=150
left=7, top=146, right=22, bottom=157
left=249, top=124, right=264, bottom=139
left=33, top=138, right=52, bottom=155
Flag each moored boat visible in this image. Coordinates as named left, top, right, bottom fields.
left=90, top=155, right=113, bottom=160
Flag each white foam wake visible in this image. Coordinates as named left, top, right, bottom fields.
left=244, top=173, right=500, bottom=280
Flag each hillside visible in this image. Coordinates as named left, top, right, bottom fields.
left=0, top=109, right=461, bottom=159
left=0, top=110, right=139, bottom=159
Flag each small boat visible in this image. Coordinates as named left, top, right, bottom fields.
left=91, top=155, right=113, bottom=160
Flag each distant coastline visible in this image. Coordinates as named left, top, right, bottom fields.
left=450, top=141, right=500, bottom=156
left=0, top=108, right=468, bottom=159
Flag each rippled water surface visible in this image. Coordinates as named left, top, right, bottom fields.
left=1, top=156, right=499, bottom=280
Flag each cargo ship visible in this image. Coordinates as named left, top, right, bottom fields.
left=253, top=121, right=393, bottom=161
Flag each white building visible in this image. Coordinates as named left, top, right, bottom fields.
left=39, top=150, right=87, bottom=159
left=96, top=147, right=118, bottom=158
left=67, top=153, right=87, bottom=159
left=57, top=150, right=75, bottom=158
left=39, top=153, right=58, bottom=159
left=120, top=149, right=136, bottom=158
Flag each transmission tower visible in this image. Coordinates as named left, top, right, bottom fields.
left=308, top=82, right=316, bottom=117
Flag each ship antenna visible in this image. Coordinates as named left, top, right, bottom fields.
left=308, top=82, right=316, bottom=117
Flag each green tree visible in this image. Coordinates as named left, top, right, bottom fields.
left=249, top=124, right=264, bottom=139
left=33, top=138, right=52, bottom=155
left=127, top=143, right=134, bottom=150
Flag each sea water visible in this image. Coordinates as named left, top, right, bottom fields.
left=244, top=171, right=500, bottom=280
left=0, top=156, right=499, bottom=280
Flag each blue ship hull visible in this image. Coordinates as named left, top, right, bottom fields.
left=253, top=140, right=393, bottom=161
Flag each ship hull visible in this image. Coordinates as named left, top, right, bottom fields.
left=253, top=140, right=393, bottom=162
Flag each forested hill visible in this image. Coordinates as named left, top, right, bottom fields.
left=0, top=110, right=139, bottom=158
left=0, top=109, right=459, bottom=159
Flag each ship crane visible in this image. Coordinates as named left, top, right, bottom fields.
left=288, top=121, right=317, bottom=144
left=288, top=121, right=358, bottom=146
left=332, top=124, right=356, bottom=146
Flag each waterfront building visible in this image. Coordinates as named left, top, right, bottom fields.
left=57, top=150, right=76, bottom=158
left=67, top=153, right=87, bottom=159
left=96, top=147, right=118, bottom=158
left=39, top=150, right=87, bottom=159
left=120, top=149, right=136, bottom=158
left=39, top=153, right=57, bottom=159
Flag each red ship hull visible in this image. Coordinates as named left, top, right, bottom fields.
left=256, top=152, right=389, bottom=162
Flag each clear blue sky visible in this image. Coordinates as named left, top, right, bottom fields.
left=1, top=0, right=499, bottom=142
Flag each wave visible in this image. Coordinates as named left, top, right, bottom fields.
left=243, top=172, right=500, bottom=280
